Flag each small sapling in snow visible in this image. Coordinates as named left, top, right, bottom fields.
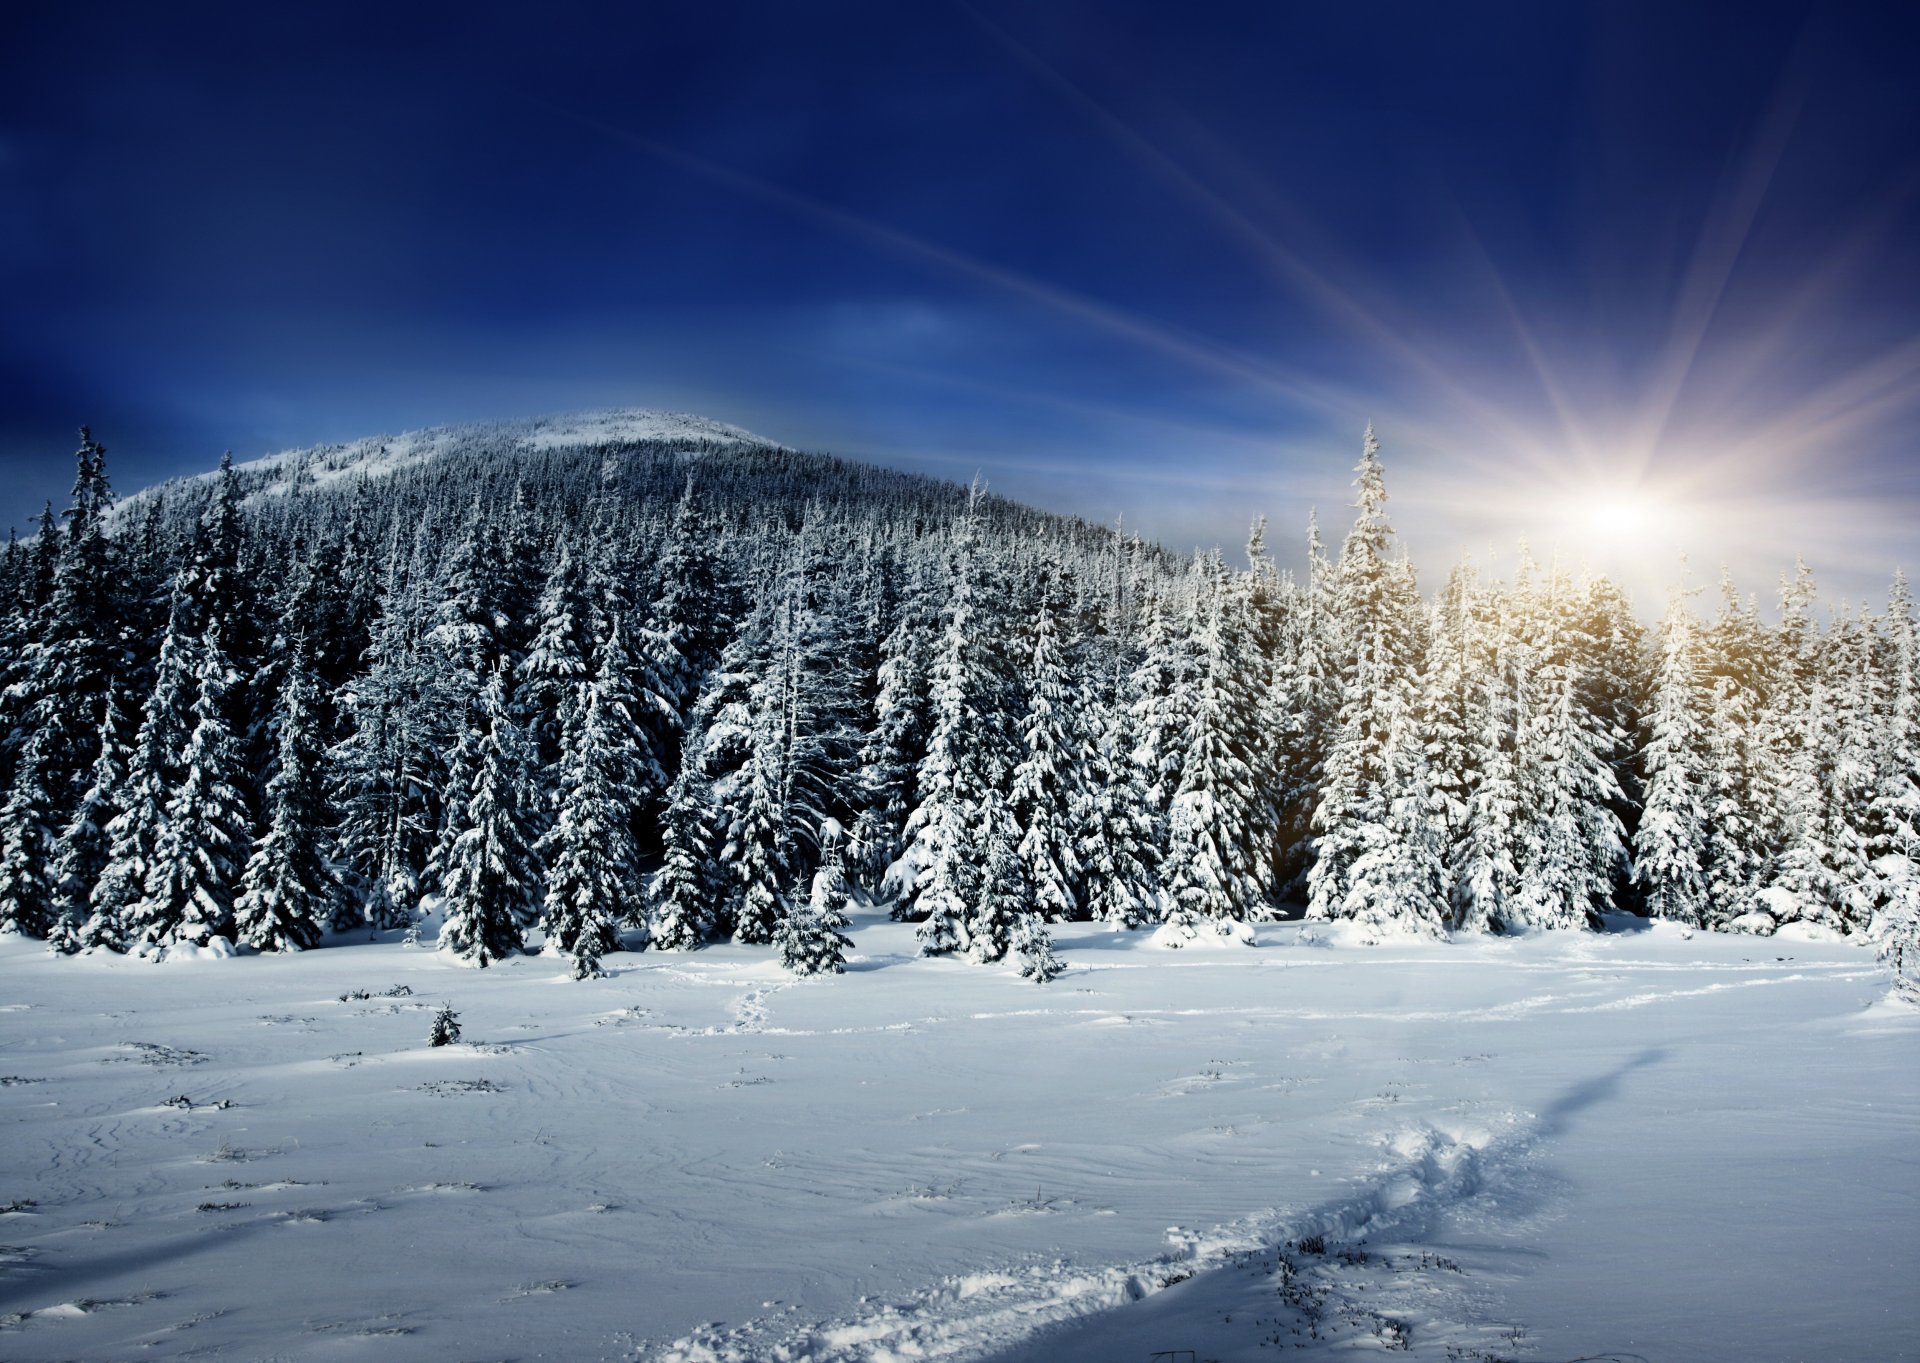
left=428, top=1005, right=462, bottom=1047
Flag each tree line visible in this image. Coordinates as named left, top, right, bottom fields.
left=0, top=420, right=1914, bottom=980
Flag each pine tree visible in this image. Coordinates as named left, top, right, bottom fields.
left=1307, top=428, right=1427, bottom=929
left=652, top=722, right=721, bottom=950
left=438, top=664, right=542, bottom=967
left=966, top=789, right=1026, bottom=964
left=330, top=527, right=444, bottom=927
left=235, top=639, right=332, bottom=952
left=1870, top=573, right=1920, bottom=962
left=1, top=430, right=125, bottom=935
left=1515, top=640, right=1626, bottom=930
left=1076, top=687, right=1159, bottom=928
left=902, top=496, right=998, bottom=955
left=91, top=595, right=198, bottom=952
left=540, top=627, right=648, bottom=977
left=778, top=828, right=853, bottom=976
left=136, top=622, right=251, bottom=953
left=726, top=736, right=789, bottom=945
left=855, top=552, right=936, bottom=884
left=1696, top=575, right=1768, bottom=924
left=1128, top=589, right=1195, bottom=830
left=46, top=689, right=134, bottom=954
left=518, top=540, right=592, bottom=770
left=1633, top=593, right=1712, bottom=926
left=1013, top=910, right=1064, bottom=982
left=0, top=734, right=55, bottom=938
left=1160, top=559, right=1264, bottom=934
left=1010, top=578, right=1082, bottom=922
left=1326, top=689, right=1449, bottom=938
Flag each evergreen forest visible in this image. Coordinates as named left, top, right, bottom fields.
left=2, top=416, right=1915, bottom=980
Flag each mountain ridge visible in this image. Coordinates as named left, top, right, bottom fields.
left=112, top=407, right=788, bottom=519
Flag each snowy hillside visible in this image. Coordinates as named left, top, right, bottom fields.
left=111, top=408, right=787, bottom=519
left=0, top=918, right=1913, bottom=1362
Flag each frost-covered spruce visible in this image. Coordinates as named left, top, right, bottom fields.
left=724, top=741, right=788, bottom=946
left=652, top=726, right=720, bottom=951
left=328, top=529, right=442, bottom=930
left=47, top=687, right=136, bottom=953
left=1159, top=556, right=1264, bottom=934
left=8, top=432, right=124, bottom=882
left=1013, top=911, right=1064, bottom=983
left=236, top=640, right=332, bottom=952
left=779, top=833, right=854, bottom=976
left=438, top=663, right=542, bottom=968
left=428, top=1004, right=461, bottom=1047
left=0, top=734, right=55, bottom=938
left=1010, top=574, right=1082, bottom=922
left=1514, top=649, right=1625, bottom=930
left=1308, top=428, right=1426, bottom=930
left=855, top=557, right=937, bottom=885
left=1633, top=593, right=1712, bottom=926
left=539, top=625, right=648, bottom=978
left=133, top=621, right=251, bottom=954
left=903, top=493, right=999, bottom=955
left=1330, top=690, right=1448, bottom=938
left=90, top=596, right=197, bottom=954
left=1458, top=668, right=1522, bottom=931
left=1695, top=574, right=1768, bottom=921
left=1076, top=693, right=1159, bottom=928
left=966, top=790, right=1026, bottom=964
left=517, top=539, right=592, bottom=769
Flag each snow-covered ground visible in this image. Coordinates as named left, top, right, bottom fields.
left=1, top=915, right=1913, bottom=1362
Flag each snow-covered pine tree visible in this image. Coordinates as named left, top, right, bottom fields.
left=725, top=738, right=788, bottom=945
left=1632, top=590, right=1712, bottom=926
left=540, top=624, right=648, bottom=977
left=39, top=432, right=121, bottom=788
left=1696, top=572, right=1768, bottom=924
left=966, top=788, right=1026, bottom=964
left=1412, top=565, right=1479, bottom=901
left=1010, top=568, right=1082, bottom=922
left=1807, top=607, right=1880, bottom=931
left=1451, top=583, right=1528, bottom=932
left=1307, top=428, right=1427, bottom=929
left=1514, top=623, right=1626, bottom=930
left=328, top=526, right=443, bottom=928
left=517, top=538, right=592, bottom=771
left=1270, top=510, right=1339, bottom=897
left=1013, top=909, right=1064, bottom=982
left=1076, top=674, right=1160, bottom=928
left=136, top=621, right=251, bottom=954
left=624, top=480, right=724, bottom=801
left=1128, top=587, right=1195, bottom=833
left=1870, top=573, right=1920, bottom=958
left=437, top=663, right=542, bottom=967
left=902, top=494, right=999, bottom=955
left=46, top=688, right=135, bottom=954
left=0, top=734, right=54, bottom=938
left=778, top=825, right=853, bottom=976
left=235, top=638, right=333, bottom=951
left=0, top=431, right=124, bottom=936
left=1159, top=556, right=1265, bottom=936
left=89, top=590, right=199, bottom=951
left=1327, top=687, right=1449, bottom=938
left=856, top=550, right=938, bottom=887
left=652, top=719, right=721, bottom=950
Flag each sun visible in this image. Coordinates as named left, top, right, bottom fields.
left=1584, top=498, right=1653, bottom=539
left=1537, top=484, right=1683, bottom=566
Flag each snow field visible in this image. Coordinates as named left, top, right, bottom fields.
left=0, top=915, right=1914, bottom=1362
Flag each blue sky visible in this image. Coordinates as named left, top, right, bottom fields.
left=4, top=1, right=1916, bottom=603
